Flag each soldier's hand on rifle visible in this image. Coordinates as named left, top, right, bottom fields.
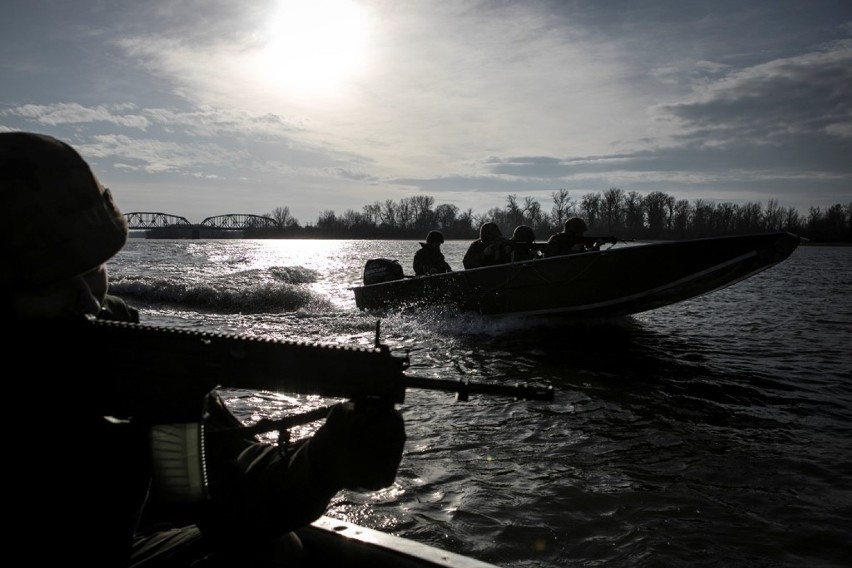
left=308, top=401, right=406, bottom=492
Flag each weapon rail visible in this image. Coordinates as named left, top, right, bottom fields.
left=83, top=319, right=554, bottom=423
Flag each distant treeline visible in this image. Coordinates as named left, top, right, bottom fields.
left=256, top=188, right=852, bottom=243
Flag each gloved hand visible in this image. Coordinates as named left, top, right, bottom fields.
left=308, top=401, right=406, bottom=492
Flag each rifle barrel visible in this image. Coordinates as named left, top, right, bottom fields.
left=404, top=375, right=554, bottom=402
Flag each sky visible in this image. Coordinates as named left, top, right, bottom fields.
left=2, top=0, right=850, bottom=225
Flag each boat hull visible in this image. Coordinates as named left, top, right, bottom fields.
left=351, top=232, right=801, bottom=318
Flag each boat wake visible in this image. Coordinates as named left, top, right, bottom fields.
left=109, top=265, right=332, bottom=313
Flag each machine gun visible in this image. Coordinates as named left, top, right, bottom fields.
left=529, top=234, right=630, bottom=255
left=78, top=318, right=554, bottom=503
left=584, top=235, right=621, bottom=245
left=84, top=318, right=554, bottom=425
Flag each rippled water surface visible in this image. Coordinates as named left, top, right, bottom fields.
left=109, top=239, right=852, bottom=568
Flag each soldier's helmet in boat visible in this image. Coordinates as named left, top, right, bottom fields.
left=512, top=225, right=535, bottom=243
left=564, top=217, right=588, bottom=235
left=426, top=230, right=444, bottom=244
left=479, top=222, right=502, bottom=241
left=0, top=131, right=128, bottom=290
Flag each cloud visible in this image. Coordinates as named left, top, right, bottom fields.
left=79, top=133, right=249, bottom=175
left=427, top=38, right=852, bottom=191
left=653, top=39, right=852, bottom=144
left=141, top=107, right=304, bottom=137
left=2, top=102, right=150, bottom=129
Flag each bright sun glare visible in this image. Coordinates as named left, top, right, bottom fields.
left=257, top=0, right=369, bottom=96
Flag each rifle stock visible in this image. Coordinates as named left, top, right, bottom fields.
left=85, top=319, right=553, bottom=424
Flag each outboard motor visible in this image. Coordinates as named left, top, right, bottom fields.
left=363, top=258, right=405, bottom=285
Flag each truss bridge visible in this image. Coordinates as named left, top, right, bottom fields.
left=124, top=212, right=279, bottom=238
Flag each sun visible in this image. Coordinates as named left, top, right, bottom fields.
left=257, top=0, right=370, bottom=96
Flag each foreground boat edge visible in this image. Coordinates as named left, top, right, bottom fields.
left=297, top=515, right=501, bottom=568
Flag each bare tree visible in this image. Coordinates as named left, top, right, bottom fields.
left=397, top=198, right=414, bottom=229
left=782, top=207, right=803, bottom=232
left=457, top=208, right=476, bottom=234
left=434, top=203, right=459, bottom=231
left=522, top=196, right=543, bottom=230
left=672, top=199, right=692, bottom=236
left=624, top=190, right=644, bottom=234
left=601, top=187, right=625, bottom=231
left=380, top=199, right=397, bottom=227
left=714, top=202, right=737, bottom=234
left=505, top=194, right=524, bottom=229
left=763, top=199, right=783, bottom=231
left=342, top=209, right=371, bottom=230
left=737, top=202, right=763, bottom=232
left=316, top=209, right=338, bottom=230
left=409, top=195, right=436, bottom=231
left=807, top=206, right=822, bottom=227
left=550, top=188, right=575, bottom=228
left=580, top=193, right=602, bottom=229
left=644, top=191, right=672, bottom=237
left=824, top=203, right=849, bottom=236
left=362, top=202, right=382, bottom=225
left=268, top=206, right=298, bottom=228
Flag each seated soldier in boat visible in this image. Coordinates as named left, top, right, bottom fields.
left=1, top=131, right=407, bottom=567
left=543, top=217, right=615, bottom=257
left=413, top=230, right=453, bottom=275
left=508, top=225, right=542, bottom=262
left=463, top=222, right=512, bottom=269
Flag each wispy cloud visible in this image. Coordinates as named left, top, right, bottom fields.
left=4, top=102, right=150, bottom=129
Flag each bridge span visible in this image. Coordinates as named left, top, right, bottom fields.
left=124, top=212, right=277, bottom=231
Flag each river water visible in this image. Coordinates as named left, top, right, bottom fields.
left=108, top=238, right=852, bottom=568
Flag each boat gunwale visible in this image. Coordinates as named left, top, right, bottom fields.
left=350, top=232, right=801, bottom=318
